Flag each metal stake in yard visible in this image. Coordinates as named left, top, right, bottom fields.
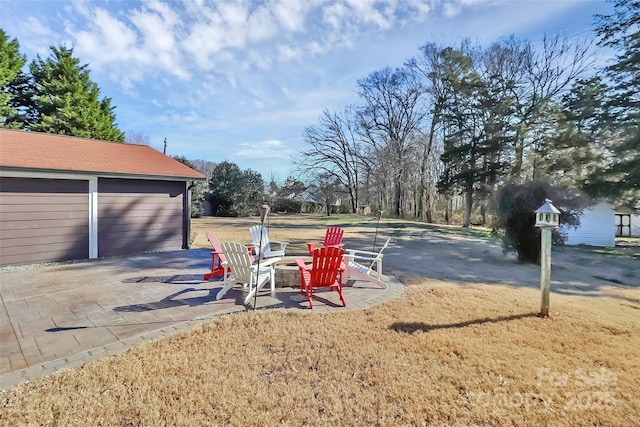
left=254, top=203, right=270, bottom=309
left=535, top=200, right=560, bottom=318
left=373, top=210, right=384, bottom=252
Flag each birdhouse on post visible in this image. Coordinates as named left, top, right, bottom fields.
left=535, top=200, right=560, bottom=229
left=535, top=199, right=560, bottom=317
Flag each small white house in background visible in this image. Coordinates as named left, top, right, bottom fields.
left=561, top=202, right=616, bottom=247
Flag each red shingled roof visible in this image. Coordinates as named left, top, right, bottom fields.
left=0, top=129, right=205, bottom=180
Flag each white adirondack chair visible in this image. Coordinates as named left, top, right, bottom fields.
left=249, top=225, right=289, bottom=258
left=344, top=237, right=391, bottom=287
left=218, top=241, right=281, bottom=304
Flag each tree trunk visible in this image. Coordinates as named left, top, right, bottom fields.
left=463, top=186, right=473, bottom=227
left=348, top=183, right=358, bottom=214
left=394, top=173, right=402, bottom=217
left=510, top=139, right=524, bottom=182
left=420, top=110, right=438, bottom=221
left=445, top=197, right=450, bottom=224
left=421, top=191, right=434, bottom=223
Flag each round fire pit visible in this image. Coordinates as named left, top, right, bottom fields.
left=273, top=256, right=311, bottom=288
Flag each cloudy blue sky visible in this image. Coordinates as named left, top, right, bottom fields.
left=1, top=0, right=612, bottom=181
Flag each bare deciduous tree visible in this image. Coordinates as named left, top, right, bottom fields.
left=125, top=129, right=151, bottom=145
left=357, top=66, right=428, bottom=217
left=298, top=107, right=362, bottom=213
left=506, top=34, right=594, bottom=181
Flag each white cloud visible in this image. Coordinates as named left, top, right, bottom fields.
left=34, top=0, right=453, bottom=92
left=64, top=0, right=455, bottom=90
left=323, top=2, right=349, bottom=29
left=129, top=1, right=184, bottom=74
left=401, top=0, right=432, bottom=21
left=70, top=8, right=142, bottom=86
left=234, top=140, right=293, bottom=160
left=19, top=17, right=60, bottom=54
left=246, top=5, right=279, bottom=41
left=345, top=0, right=394, bottom=30
left=68, top=0, right=92, bottom=18
left=243, top=48, right=274, bottom=71
left=271, top=0, right=309, bottom=32
left=157, top=109, right=205, bottom=129
left=277, top=44, right=299, bottom=62
left=263, top=140, right=285, bottom=148
left=66, top=2, right=192, bottom=87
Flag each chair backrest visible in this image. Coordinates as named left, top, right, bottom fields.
left=206, top=231, right=226, bottom=263
left=249, top=225, right=271, bottom=254
left=323, top=227, right=344, bottom=246
left=211, top=231, right=255, bottom=264
left=221, top=241, right=253, bottom=284
left=309, top=247, right=345, bottom=288
left=376, top=237, right=391, bottom=255
left=362, top=237, right=391, bottom=271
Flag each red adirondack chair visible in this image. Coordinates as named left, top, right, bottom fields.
left=296, top=246, right=346, bottom=309
left=306, top=226, right=345, bottom=255
left=203, top=231, right=228, bottom=280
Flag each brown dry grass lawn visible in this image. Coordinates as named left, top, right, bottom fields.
left=1, top=214, right=638, bottom=426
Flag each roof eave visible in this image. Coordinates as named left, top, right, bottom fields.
left=0, top=166, right=206, bottom=181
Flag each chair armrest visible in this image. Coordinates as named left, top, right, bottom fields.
left=270, top=240, right=289, bottom=248
left=259, top=257, right=282, bottom=267
left=210, top=251, right=227, bottom=265
left=346, top=248, right=384, bottom=258
left=250, top=258, right=280, bottom=275
left=345, top=254, right=382, bottom=263
left=295, top=258, right=310, bottom=271
left=306, top=241, right=321, bottom=255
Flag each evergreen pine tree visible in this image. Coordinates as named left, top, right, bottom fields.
left=585, top=0, right=640, bottom=206
left=29, top=46, right=124, bottom=141
left=0, top=29, right=27, bottom=128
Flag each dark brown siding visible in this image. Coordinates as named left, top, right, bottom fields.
left=98, top=178, right=184, bottom=257
left=0, top=178, right=89, bottom=266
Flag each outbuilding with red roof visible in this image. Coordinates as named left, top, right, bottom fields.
left=0, top=129, right=205, bottom=267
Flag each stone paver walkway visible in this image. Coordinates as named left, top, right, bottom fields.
left=0, top=248, right=402, bottom=390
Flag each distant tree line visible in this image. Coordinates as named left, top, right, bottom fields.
left=197, top=161, right=341, bottom=218
left=297, top=0, right=639, bottom=225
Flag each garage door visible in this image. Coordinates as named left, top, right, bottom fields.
left=98, top=178, right=184, bottom=257
left=0, top=177, right=89, bottom=267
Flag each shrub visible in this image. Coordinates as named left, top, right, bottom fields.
left=496, top=181, right=586, bottom=263
left=272, top=198, right=302, bottom=213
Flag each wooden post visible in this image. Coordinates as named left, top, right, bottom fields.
left=535, top=200, right=559, bottom=318
left=539, top=227, right=552, bottom=317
